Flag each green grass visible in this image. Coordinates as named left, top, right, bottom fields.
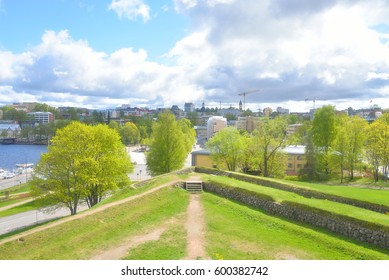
left=202, top=192, right=389, bottom=260
left=97, top=174, right=178, bottom=206
left=122, top=223, right=187, bottom=260
left=0, top=196, right=30, bottom=209
left=278, top=178, right=389, bottom=206
left=0, top=201, right=37, bottom=218
left=0, top=186, right=189, bottom=259
left=201, top=175, right=389, bottom=227
left=0, top=183, right=30, bottom=196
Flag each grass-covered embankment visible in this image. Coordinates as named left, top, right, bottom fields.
left=202, top=175, right=389, bottom=227
left=202, top=192, right=389, bottom=259
left=0, top=186, right=189, bottom=259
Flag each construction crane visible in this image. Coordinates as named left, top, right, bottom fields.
left=305, top=97, right=326, bottom=110
left=238, top=89, right=261, bottom=111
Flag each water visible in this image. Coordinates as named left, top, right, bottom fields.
left=0, top=145, right=47, bottom=171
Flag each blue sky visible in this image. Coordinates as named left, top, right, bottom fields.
left=1, top=0, right=389, bottom=112
left=0, top=0, right=187, bottom=59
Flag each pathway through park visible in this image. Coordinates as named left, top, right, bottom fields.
left=90, top=180, right=208, bottom=260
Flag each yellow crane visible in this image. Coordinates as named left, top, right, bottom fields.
left=238, top=89, right=261, bottom=111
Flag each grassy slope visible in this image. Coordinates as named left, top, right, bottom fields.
left=270, top=177, right=389, bottom=207
left=202, top=175, right=389, bottom=227
left=202, top=192, right=389, bottom=260
left=0, top=186, right=189, bottom=260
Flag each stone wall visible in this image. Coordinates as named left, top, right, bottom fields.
left=204, top=180, right=389, bottom=250
left=195, top=166, right=389, bottom=214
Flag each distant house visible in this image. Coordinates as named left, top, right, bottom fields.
left=191, top=149, right=214, bottom=168
left=282, top=145, right=306, bottom=176
left=192, top=145, right=307, bottom=176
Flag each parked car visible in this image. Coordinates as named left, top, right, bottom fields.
left=4, top=172, right=16, bottom=179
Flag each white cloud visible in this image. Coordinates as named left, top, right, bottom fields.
left=3, top=1, right=389, bottom=111
left=0, top=30, right=205, bottom=108
left=108, top=0, right=150, bottom=22
left=169, top=0, right=389, bottom=107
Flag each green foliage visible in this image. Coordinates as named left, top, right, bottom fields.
left=365, top=114, right=389, bottom=181
left=206, top=127, right=246, bottom=171
left=120, top=122, right=140, bottom=145
left=252, top=117, right=288, bottom=177
left=31, top=122, right=133, bottom=214
left=146, top=111, right=195, bottom=176
left=310, top=106, right=338, bottom=178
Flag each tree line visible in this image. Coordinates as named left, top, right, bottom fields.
left=31, top=110, right=196, bottom=214
left=207, top=105, right=389, bottom=183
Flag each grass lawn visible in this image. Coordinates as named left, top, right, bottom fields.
left=0, top=201, right=36, bottom=218
left=0, top=183, right=30, bottom=197
left=0, top=186, right=189, bottom=259
left=201, top=175, right=389, bottom=227
left=0, top=196, right=31, bottom=209
left=122, top=222, right=187, bottom=260
left=274, top=177, right=389, bottom=207
left=202, top=192, right=389, bottom=260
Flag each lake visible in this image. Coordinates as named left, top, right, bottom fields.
left=0, top=144, right=47, bottom=171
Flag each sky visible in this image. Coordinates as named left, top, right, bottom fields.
left=1, top=0, right=389, bottom=112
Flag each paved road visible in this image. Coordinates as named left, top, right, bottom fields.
left=0, top=173, right=31, bottom=191
left=0, top=204, right=89, bottom=236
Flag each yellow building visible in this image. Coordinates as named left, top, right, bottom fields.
left=283, top=145, right=306, bottom=176
left=192, top=146, right=307, bottom=176
left=191, top=149, right=215, bottom=168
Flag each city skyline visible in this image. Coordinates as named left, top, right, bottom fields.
left=1, top=1, right=389, bottom=112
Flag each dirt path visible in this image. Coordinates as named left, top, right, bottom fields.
left=90, top=217, right=178, bottom=260
left=183, top=193, right=208, bottom=260
left=0, top=178, right=181, bottom=246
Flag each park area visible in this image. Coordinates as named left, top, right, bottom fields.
left=0, top=168, right=388, bottom=260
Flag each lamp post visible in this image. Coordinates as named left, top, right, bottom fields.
left=139, top=169, right=142, bottom=180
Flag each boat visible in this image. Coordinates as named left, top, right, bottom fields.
left=15, top=163, right=34, bottom=174
left=15, top=163, right=34, bottom=168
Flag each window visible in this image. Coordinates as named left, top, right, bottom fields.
left=297, top=164, right=303, bottom=168
left=297, top=156, right=303, bottom=160
left=288, top=163, right=293, bottom=168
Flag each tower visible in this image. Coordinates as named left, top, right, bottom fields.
left=239, top=100, right=243, bottom=111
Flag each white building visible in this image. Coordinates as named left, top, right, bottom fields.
left=207, top=116, right=227, bottom=140
left=27, top=112, right=54, bottom=124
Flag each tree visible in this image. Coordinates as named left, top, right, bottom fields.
left=31, top=122, right=133, bottom=215
left=252, top=117, right=288, bottom=177
left=186, top=111, right=199, bottom=126
left=345, top=116, right=367, bottom=180
left=206, top=127, right=246, bottom=171
left=146, top=111, right=195, bottom=175
left=178, top=118, right=196, bottom=152
left=330, top=119, right=349, bottom=183
left=365, top=115, right=389, bottom=181
left=120, top=122, right=140, bottom=145
left=311, top=106, right=338, bottom=176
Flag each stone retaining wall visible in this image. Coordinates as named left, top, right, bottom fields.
left=195, top=167, right=389, bottom=214
left=204, top=180, right=389, bottom=250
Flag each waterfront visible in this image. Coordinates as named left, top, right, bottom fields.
left=0, top=144, right=47, bottom=171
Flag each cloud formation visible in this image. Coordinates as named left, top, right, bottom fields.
left=109, top=0, right=151, bottom=22
left=2, top=0, right=389, bottom=111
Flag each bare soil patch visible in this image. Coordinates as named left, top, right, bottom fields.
left=183, top=193, right=208, bottom=260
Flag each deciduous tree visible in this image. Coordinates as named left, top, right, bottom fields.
left=31, top=122, right=133, bottom=215
left=206, top=127, right=246, bottom=171
left=146, top=111, right=195, bottom=175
